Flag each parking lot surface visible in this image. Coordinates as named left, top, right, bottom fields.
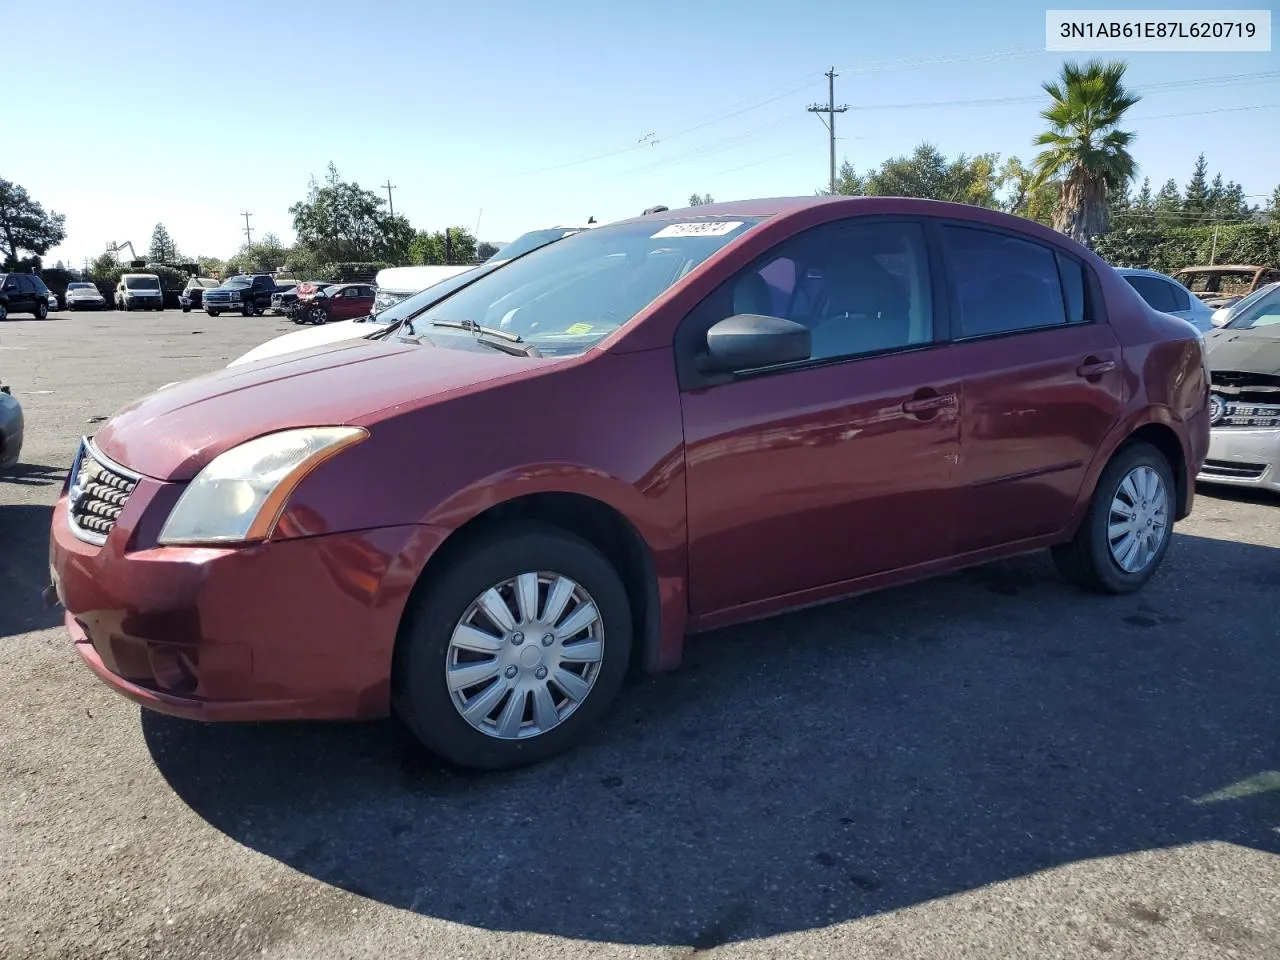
left=1, top=310, right=1278, bottom=959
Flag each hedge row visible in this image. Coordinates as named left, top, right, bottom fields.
left=1094, top=221, right=1280, bottom=274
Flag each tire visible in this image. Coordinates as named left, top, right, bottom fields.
left=207, top=310, right=220, bottom=317
left=0, top=302, right=7, bottom=321
left=393, top=522, right=633, bottom=770
left=1051, top=440, right=1176, bottom=594
left=309, top=306, right=327, bottom=325
left=35, top=302, right=48, bottom=320
left=182, top=306, right=190, bottom=313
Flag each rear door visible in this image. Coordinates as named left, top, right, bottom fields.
left=14, top=275, right=37, bottom=313
left=938, top=223, right=1125, bottom=553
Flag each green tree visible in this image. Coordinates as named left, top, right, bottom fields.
left=226, top=233, right=288, bottom=275
left=1031, top=59, right=1140, bottom=245
left=688, top=193, right=715, bottom=206
left=854, top=143, right=1003, bottom=207
left=0, top=177, right=66, bottom=266
left=289, top=162, right=403, bottom=263
left=1182, top=153, right=1210, bottom=222
left=148, top=223, right=179, bottom=263
left=195, top=256, right=227, bottom=279
left=1153, top=178, right=1182, bottom=229
left=830, top=159, right=864, bottom=196
left=1267, top=184, right=1280, bottom=223
left=476, top=241, right=500, bottom=260
left=409, top=226, right=478, bottom=265
left=375, top=214, right=415, bottom=265
left=1134, top=177, right=1153, bottom=210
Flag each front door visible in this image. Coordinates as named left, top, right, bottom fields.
left=936, top=223, right=1125, bottom=553
left=678, top=218, right=961, bottom=617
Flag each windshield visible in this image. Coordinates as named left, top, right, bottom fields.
left=125, top=276, right=160, bottom=290
left=368, top=261, right=508, bottom=325
left=224, top=276, right=252, bottom=288
left=197, top=278, right=219, bottom=288
left=408, top=217, right=763, bottom=355
left=67, top=282, right=94, bottom=290
left=1225, top=285, right=1280, bottom=330
left=487, top=228, right=583, bottom=263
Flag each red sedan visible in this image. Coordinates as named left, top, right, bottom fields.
left=48, top=197, right=1209, bottom=770
left=299, top=282, right=376, bottom=325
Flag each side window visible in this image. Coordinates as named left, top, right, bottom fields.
left=679, top=219, right=935, bottom=371
left=1124, top=275, right=1177, bottom=312
left=942, top=225, right=1068, bottom=337
left=1164, top=278, right=1191, bottom=311
left=17, top=276, right=35, bottom=293
left=1056, top=253, right=1087, bottom=323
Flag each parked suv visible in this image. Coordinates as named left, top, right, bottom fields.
left=203, top=274, right=280, bottom=316
left=47, top=197, right=1209, bottom=771
left=0, top=273, right=54, bottom=319
left=179, top=277, right=220, bottom=313
left=115, top=274, right=164, bottom=311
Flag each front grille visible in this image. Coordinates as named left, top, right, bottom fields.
left=67, top=440, right=141, bottom=544
left=1212, top=400, right=1280, bottom=429
left=1201, top=459, right=1268, bottom=480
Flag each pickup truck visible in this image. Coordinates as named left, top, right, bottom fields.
left=202, top=274, right=280, bottom=316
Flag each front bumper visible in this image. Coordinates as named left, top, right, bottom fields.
left=124, top=296, right=163, bottom=308
left=69, top=298, right=106, bottom=309
left=49, top=474, right=431, bottom=722
left=0, top=389, right=23, bottom=470
left=1196, top=428, right=1280, bottom=494
left=203, top=300, right=242, bottom=312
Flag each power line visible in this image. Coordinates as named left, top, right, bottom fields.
left=240, top=211, right=253, bottom=247
left=381, top=180, right=396, bottom=218
left=808, top=68, right=849, bottom=196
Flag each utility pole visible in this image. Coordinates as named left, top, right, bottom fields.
left=241, top=211, right=253, bottom=247
left=382, top=180, right=396, bottom=218
left=807, top=67, right=848, bottom=195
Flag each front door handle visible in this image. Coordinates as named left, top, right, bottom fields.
left=1077, top=358, right=1116, bottom=379
left=902, top=393, right=958, bottom=415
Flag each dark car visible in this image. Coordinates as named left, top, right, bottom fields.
left=0, top=380, right=22, bottom=471
left=179, top=278, right=220, bottom=313
left=203, top=274, right=279, bottom=316
left=298, top=282, right=375, bottom=325
left=47, top=197, right=1209, bottom=771
left=0, top=272, right=53, bottom=320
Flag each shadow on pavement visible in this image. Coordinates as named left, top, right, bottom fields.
left=0, top=502, right=59, bottom=636
left=144, top=532, right=1280, bottom=948
left=3, top=463, right=66, bottom=487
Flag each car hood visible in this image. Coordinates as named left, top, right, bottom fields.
left=95, top=337, right=541, bottom=480
left=228, top=319, right=386, bottom=367
left=1203, top=327, right=1280, bottom=376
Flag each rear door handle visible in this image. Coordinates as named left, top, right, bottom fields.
left=902, top=393, right=958, bottom=415
left=1077, top=359, right=1116, bottom=379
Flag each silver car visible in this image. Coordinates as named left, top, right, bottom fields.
left=1198, top=283, right=1280, bottom=494
left=1115, top=267, right=1217, bottom=333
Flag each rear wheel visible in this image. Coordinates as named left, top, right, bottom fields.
left=0, top=302, right=7, bottom=321
left=1052, top=441, right=1175, bottom=594
left=35, top=301, right=48, bottom=319
left=393, top=523, right=633, bottom=770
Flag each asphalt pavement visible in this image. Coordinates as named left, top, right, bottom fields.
left=1, top=309, right=1277, bottom=959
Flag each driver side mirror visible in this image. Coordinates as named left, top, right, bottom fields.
left=1210, top=308, right=1231, bottom=327
left=700, top=314, right=811, bottom=373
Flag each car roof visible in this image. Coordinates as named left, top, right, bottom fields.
left=1174, top=264, right=1264, bottom=273
left=1115, top=267, right=1178, bottom=280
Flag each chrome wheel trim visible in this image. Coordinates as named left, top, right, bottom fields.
left=1107, top=464, right=1169, bottom=574
left=446, top=571, right=605, bottom=740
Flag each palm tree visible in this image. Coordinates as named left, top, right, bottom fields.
left=1032, top=60, right=1140, bottom=246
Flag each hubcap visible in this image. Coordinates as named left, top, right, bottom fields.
left=1107, top=465, right=1169, bottom=574
left=446, top=572, right=605, bottom=740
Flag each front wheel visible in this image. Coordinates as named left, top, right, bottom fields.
left=35, top=302, right=48, bottom=319
left=1051, top=440, right=1175, bottom=594
left=309, top=306, right=327, bottom=325
left=0, top=303, right=8, bottom=321
left=393, top=523, right=633, bottom=770
left=207, top=309, right=220, bottom=317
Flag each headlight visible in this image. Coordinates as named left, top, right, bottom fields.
left=230, top=291, right=241, bottom=300
left=157, top=427, right=368, bottom=545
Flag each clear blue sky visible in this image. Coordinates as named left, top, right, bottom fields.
left=15, top=0, right=1277, bottom=268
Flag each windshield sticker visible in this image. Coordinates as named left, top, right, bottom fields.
left=564, top=323, right=594, bottom=335
left=650, top=221, right=744, bottom=239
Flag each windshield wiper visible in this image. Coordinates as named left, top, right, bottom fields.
left=428, top=318, right=524, bottom=342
